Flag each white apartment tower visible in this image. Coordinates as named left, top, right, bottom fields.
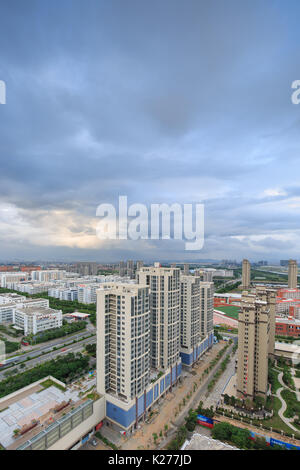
left=180, top=275, right=214, bottom=367
left=200, top=281, right=214, bottom=337
left=96, top=283, right=150, bottom=402
left=180, top=275, right=201, bottom=358
left=137, top=263, right=180, bottom=370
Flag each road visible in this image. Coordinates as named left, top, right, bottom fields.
left=202, top=350, right=237, bottom=409
left=5, top=320, right=95, bottom=357
left=0, top=335, right=96, bottom=379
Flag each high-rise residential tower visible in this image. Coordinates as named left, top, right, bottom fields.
left=183, top=263, right=189, bottom=275
left=97, top=283, right=150, bottom=401
left=180, top=275, right=214, bottom=367
left=242, top=259, right=251, bottom=290
left=288, top=259, right=298, bottom=289
left=118, top=261, right=126, bottom=277
left=137, top=263, right=180, bottom=370
left=136, top=260, right=144, bottom=272
left=96, top=278, right=182, bottom=433
left=126, top=260, right=134, bottom=279
left=237, top=292, right=270, bottom=400
left=255, top=286, right=276, bottom=360
left=200, top=281, right=214, bottom=338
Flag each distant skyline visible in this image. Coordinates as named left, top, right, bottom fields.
left=1, top=1, right=300, bottom=262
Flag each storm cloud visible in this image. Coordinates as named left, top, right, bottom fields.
left=0, top=0, right=300, bottom=262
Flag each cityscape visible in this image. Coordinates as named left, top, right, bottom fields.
left=1, top=0, right=300, bottom=458
left=0, top=260, right=299, bottom=452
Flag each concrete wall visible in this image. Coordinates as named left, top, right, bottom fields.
left=48, top=397, right=105, bottom=450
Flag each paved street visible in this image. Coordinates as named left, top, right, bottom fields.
left=120, top=342, right=234, bottom=450
left=202, top=350, right=237, bottom=409
left=0, top=335, right=96, bottom=379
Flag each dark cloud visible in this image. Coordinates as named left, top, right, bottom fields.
left=0, top=0, right=300, bottom=261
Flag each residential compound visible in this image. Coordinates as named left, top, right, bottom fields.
left=96, top=263, right=214, bottom=433
left=49, top=275, right=133, bottom=304
left=237, top=287, right=276, bottom=401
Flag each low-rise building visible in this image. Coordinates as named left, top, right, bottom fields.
left=0, top=377, right=105, bottom=451
left=0, top=303, right=15, bottom=324
left=275, top=317, right=300, bottom=337
left=14, top=306, right=62, bottom=335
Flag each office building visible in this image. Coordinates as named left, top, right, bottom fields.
left=14, top=306, right=62, bottom=335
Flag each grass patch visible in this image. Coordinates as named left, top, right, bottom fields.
left=95, top=432, right=118, bottom=450
left=281, top=389, right=300, bottom=419
left=215, top=305, right=240, bottom=319
left=39, top=379, right=66, bottom=392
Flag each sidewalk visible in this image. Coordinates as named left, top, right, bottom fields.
left=121, top=342, right=229, bottom=450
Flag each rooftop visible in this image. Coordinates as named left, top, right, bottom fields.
left=275, top=341, right=300, bottom=353
left=182, top=432, right=238, bottom=450
left=15, top=306, right=60, bottom=316
left=0, top=382, right=80, bottom=449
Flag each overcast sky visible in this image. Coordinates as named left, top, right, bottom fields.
left=0, top=0, right=300, bottom=263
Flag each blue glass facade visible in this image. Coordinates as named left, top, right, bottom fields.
left=106, top=362, right=182, bottom=430
left=180, top=332, right=214, bottom=366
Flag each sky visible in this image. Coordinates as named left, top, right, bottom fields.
left=1, top=0, right=300, bottom=263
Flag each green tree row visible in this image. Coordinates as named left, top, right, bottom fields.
left=23, top=320, right=87, bottom=345
left=0, top=352, right=89, bottom=398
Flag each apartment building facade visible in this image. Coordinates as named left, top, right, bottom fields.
left=97, top=283, right=150, bottom=401
left=237, top=293, right=270, bottom=400
left=96, top=282, right=182, bottom=432
left=255, top=286, right=276, bottom=359
left=242, top=259, right=251, bottom=290
left=288, top=259, right=298, bottom=289
left=137, top=263, right=181, bottom=370
left=180, top=275, right=214, bottom=367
